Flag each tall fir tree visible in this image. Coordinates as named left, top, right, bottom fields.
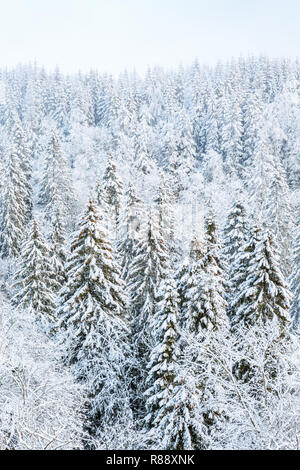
left=0, top=146, right=28, bottom=259
left=117, top=181, right=144, bottom=281
left=39, top=130, right=74, bottom=223
left=145, top=276, right=181, bottom=428
left=231, top=227, right=292, bottom=386
left=230, top=224, right=262, bottom=327
left=220, top=92, right=243, bottom=177
left=181, top=236, right=206, bottom=331
left=190, top=212, right=228, bottom=333
left=232, top=228, right=291, bottom=333
left=48, top=208, right=67, bottom=289
left=127, top=209, right=169, bottom=415
left=223, top=199, right=249, bottom=316
left=289, top=223, right=300, bottom=331
left=174, top=256, right=191, bottom=327
left=182, top=213, right=229, bottom=437
left=56, top=200, right=131, bottom=438
left=266, top=157, right=294, bottom=276
left=223, top=199, right=249, bottom=272
left=10, top=116, right=33, bottom=223
left=134, top=116, right=156, bottom=176
left=13, top=218, right=58, bottom=327
left=145, top=276, right=208, bottom=450
left=154, top=173, right=177, bottom=256
left=102, top=154, right=124, bottom=239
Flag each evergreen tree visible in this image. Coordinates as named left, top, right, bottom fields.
left=249, top=139, right=274, bottom=213
left=220, top=92, right=243, bottom=176
left=127, top=209, right=168, bottom=414
left=145, top=277, right=208, bottom=450
left=231, top=227, right=292, bottom=386
left=182, top=213, right=229, bottom=436
left=266, top=158, right=294, bottom=275
left=175, top=256, right=191, bottom=327
left=117, top=181, right=144, bottom=281
left=223, top=199, right=249, bottom=313
left=48, top=208, right=67, bottom=289
left=13, top=218, right=58, bottom=327
left=180, top=236, right=206, bottom=331
left=232, top=228, right=291, bottom=333
left=134, top=116, right=156, bottom=176
left=39, top=130, right=74, bottom=223
left=154, top=173, right=179, bottom=260
left=0, top=147, right=27, bottom=258
left=56, top=200, right=131, bottom=437
left=193, top=212, right=228, bottom=332
left=290, top=224, right=300, bottom=331
left=10, top=117, right=33, bottom=222
left=223, top=199, right=249, bottom=269
left=128, top=209, right=169, bottom=359
left=102, top=154, right=124, bottom=237
left=153, top=372, right=209, bottom=450
left=145, top=277, right=181, bottom=428
left=95, top=176, right=106, bottom=208
left=162, top=115, right=195, bottom=199
left=203, top=85, right=219, bottom=154
left=49, top=71, right=69, bottom=131
left=230, top=225, right=261, bottom=325
left=241, top=89, right=263, bottom=171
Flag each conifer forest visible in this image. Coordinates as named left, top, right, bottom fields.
left=0, top=56, right=299, bottom=450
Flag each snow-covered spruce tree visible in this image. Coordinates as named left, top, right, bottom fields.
left=223, top=199, right=249, bottom=273
left=232, top=228, right=291, bottom=332
left=202, top=84, right=219, bottom=155
left=49, top=70, right=69, bottom=132
left=154, top=173, right=177, bottom=257
left=174, top=256, right=190, bottom=327
left=10, top=116, right=33, bottom=223
left=134, top=116, right=156, bottom=176
left=220, top=91, right=243, bottom=177
left=248, top=138, right=275, bottom=213
left=186, top=212, right=228, bottom=333
left=230, top=224, right=262, bottom=328
left=95, top=176, right=108, bottom=210
left=223, top=199, right=249, bottom=314
left=0, top=159, right=4, bottom=194
left=12, top=218, right=59, bottom=328
left=182, top=213, right=229, bottom=436
left=0, top=146, right=28, bottom=259
left=117, top=181, right=144, bottom=281
left=145, top=276, right=180, bottom=428
left=176, top=110, right=197, bottom=175
left=289, top=223, right=300, bottom=331
left=241, top=89, right=263, bottom=173
left=230, top=224, right=263, bottom=380
left=102, top=154, right=124, bottom=239
left=163, top=113, right=196, bottom=199
left=38, top=130, right=74, bottom=223
left=266, top=157, right=294, bottom=276
left=145, top=276, right=208, bottom=450
left=174, top=234, right=206, bottom=328
left=232, top=228, right=292, bottom=384
left=56, top=199, right=132, bottom=440
left=284, top=119, right=300, bottom=191
left=127, top=209, right=169, bottom=415
left=180, top=235, right=206, bottom=331
left=48, top=208, right=67, bottom=289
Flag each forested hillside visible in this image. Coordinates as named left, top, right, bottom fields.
left=0, top=56, right=299, bottom=450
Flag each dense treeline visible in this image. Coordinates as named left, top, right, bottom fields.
left=0, top=56, right=299, bottom=449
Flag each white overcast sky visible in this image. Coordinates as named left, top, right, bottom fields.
left=0, top=0, right=299, bottom=75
